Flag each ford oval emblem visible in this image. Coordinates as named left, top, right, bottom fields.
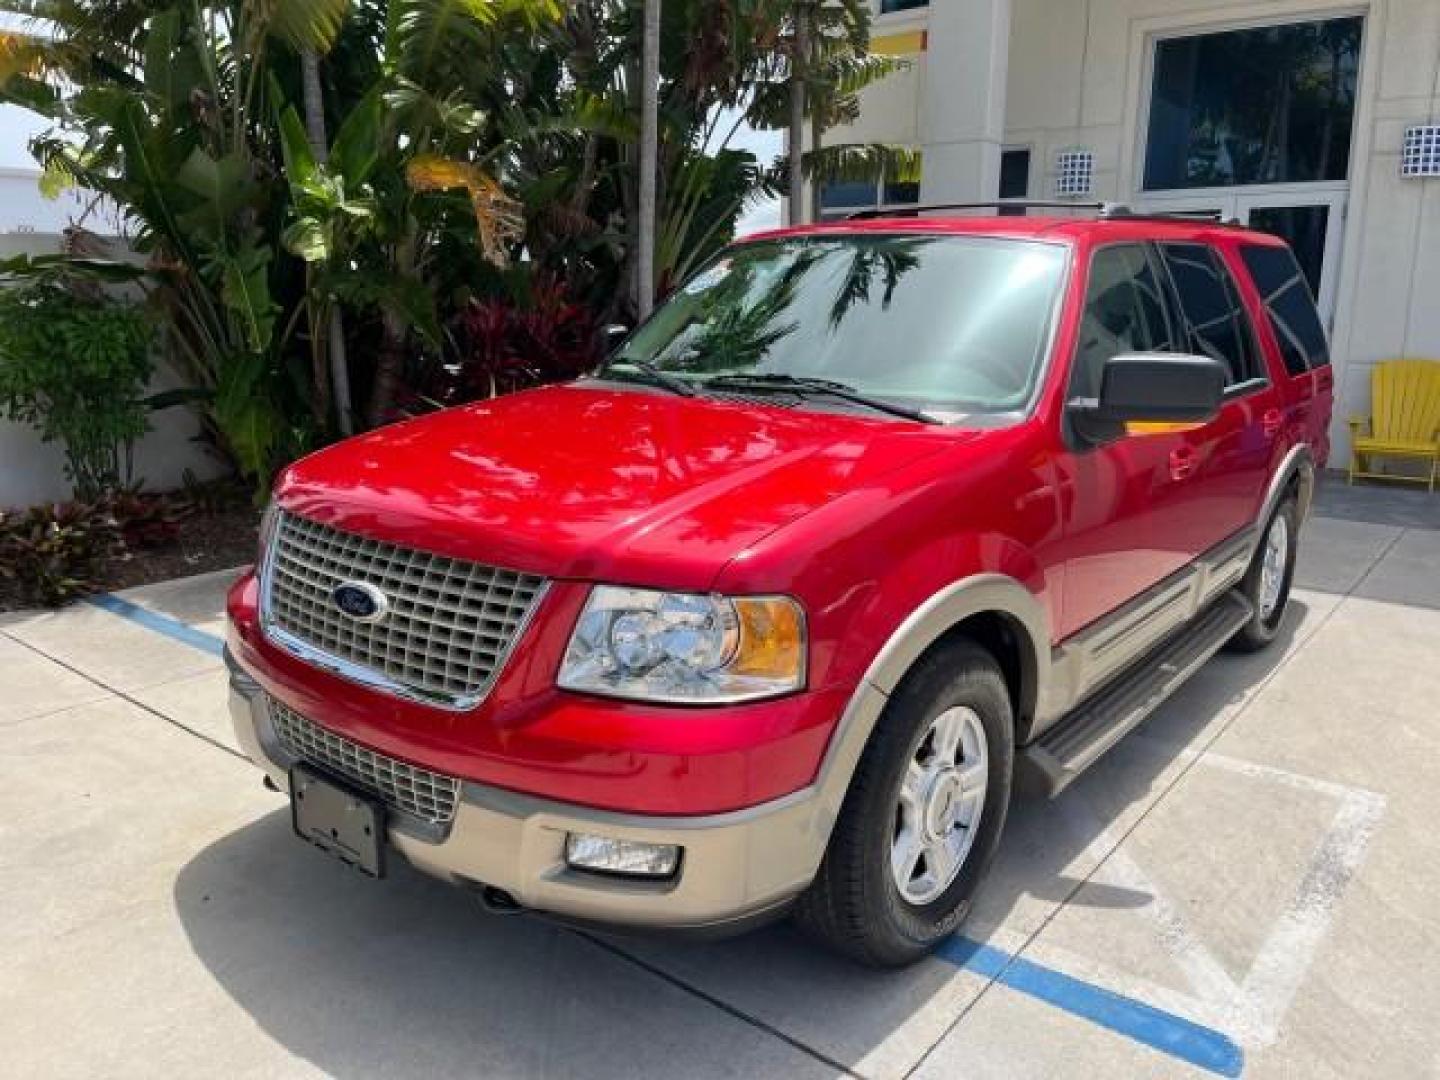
left=331, top=581, right=389, bottom=623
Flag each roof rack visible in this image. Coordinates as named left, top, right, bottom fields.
left=846, top=200, right=1103, bottom=220
left=1100, top=204, right=1232, bottom=224
left=845, top=200, right=1236, bottom=225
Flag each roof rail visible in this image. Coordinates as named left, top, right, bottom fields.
left=845, top=200, right=1105, bottom=220
left=1098, top=204, right=1232, bottom=224
left=844, top=200, right=1237, bottom=225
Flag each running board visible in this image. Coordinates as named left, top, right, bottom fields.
left=1018, top=593, right=1254, bottom=798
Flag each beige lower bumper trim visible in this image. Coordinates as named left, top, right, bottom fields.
left=226, top=665, right=877, bottom=929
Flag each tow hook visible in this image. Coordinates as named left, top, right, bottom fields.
left=478, top=886, right=525, bottom=916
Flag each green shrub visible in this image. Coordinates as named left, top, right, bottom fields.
left=0, top=279, right=155, bottom=500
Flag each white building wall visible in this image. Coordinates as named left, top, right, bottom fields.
left=850, top=0, right=1440, bottom=467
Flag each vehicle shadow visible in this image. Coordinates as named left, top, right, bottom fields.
left=172, top=601, right=1310, bottom=1078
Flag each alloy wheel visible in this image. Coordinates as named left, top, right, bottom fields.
left=891, top=706, right=989, bottom=906
left=1258, top=513, right=1290, bottom=622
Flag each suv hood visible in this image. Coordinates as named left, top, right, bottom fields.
left=276, top=383, right=962, bottom=588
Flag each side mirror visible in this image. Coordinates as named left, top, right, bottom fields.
left=1069, top=354, right=1226, bottom=441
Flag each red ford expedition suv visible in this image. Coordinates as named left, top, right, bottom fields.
left=226, top=207, right=1333, bottom=966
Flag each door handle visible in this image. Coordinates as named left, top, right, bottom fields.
left=1169, top=446, right=1199, bottom=481
left=1262, top=408, right=1284, bottom=438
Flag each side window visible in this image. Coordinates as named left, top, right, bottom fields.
left=1158, top=243, right=1265, bottom=388
left=1239, top=243, right=1331, bottom=376
left=1072, top=245, right=1179, bottom=399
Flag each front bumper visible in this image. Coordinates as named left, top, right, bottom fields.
left=227, top=649, right=839, bottom=931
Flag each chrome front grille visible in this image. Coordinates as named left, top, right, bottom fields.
left=268, top=697, right=461, bottom=826
left=263, top=511, right=547, bottom=708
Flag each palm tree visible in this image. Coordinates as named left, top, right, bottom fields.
left=637, top=0, right=661, bottom=317
left=751, top=1, right=915, bottom=222
left=787, top=1, right=810, bottom=226
left=299, top=46, right=354, bottom=435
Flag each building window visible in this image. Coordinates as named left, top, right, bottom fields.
left=998, top=149, right=1031, bottom=215
left=1144, top=16, right=1362, bottom=191
left=879, top=0, right=928, bottom=13
left=819, top=158, right=922, bottom=219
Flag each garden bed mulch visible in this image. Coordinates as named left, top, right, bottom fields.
left=0, top=501, right=261, bottom=615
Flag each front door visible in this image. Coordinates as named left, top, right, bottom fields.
left=1138, top=188, right=1347, bottom=329
left=1057, top=242, right=1197, bottom=638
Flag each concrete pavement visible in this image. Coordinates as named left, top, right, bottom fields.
left=2, top=507, right=1437, bottom=1078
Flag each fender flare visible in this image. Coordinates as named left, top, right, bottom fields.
left=1261, top=443, right=1316, bottom=534
left=800, top=574, right=1050, bottom=858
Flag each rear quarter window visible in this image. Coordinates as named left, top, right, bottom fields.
left=1239, top=244, right=1331, bottom=376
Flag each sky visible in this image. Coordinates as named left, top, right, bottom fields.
left=724, top=108, right=785, bottom=236
left=0, top=104, right=46, bottom=170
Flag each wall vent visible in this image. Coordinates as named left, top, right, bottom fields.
left=1055, top=150, right=1095, bottom=197
left=1401, top=124, right=1440, bottom=178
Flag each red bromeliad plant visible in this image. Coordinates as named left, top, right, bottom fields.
left=446, top=279, right=605, bottom=403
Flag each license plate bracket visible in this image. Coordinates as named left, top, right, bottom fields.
left=290, top=764, right=386, bottom=878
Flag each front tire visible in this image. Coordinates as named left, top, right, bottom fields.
left=795, top=640, right=1014, bottom=967
left=1228, top=495, right=1299, bottom=653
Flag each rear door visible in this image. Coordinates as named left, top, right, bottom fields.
left=1155, top=241, right=1280, bottom=547
left=1236, top=242, right=1335, bottom=466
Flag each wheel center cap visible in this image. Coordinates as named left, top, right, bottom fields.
left=923, top=770, right=963, bottom=839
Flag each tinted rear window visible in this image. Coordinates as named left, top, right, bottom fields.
left=1240, top=244, right=1330, bottom=375
left=1158, top=243, right=1265, bottom=387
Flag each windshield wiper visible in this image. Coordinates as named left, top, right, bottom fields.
left=702, top=373, right=941, bottom=425
left=605, top=358, right=696, bottom=397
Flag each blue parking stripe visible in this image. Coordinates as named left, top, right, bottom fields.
left=86, top=593, right=225, bottom=658
left=96, top=590, right=1244, bottom=1076
left=939, top=937, right=1244, bottom=1077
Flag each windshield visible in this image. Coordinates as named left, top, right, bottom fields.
left=609, top=234, right=1068, bottom=417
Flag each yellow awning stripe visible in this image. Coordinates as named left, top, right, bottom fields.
left=872, top=30, right=927, bottom=56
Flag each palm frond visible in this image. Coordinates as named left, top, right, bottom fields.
left=0, top=28, right=48, bottom=80
left=802, top=142, right=921, bottom=185
left=249, top=0, right=353, bottom=55
left=406, top=152, right=524, bottom=265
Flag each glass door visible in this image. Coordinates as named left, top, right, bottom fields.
left=1236, top=190, right=1346, bottom=328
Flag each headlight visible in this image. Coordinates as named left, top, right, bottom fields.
left=558, top=586, right=805, bottom=704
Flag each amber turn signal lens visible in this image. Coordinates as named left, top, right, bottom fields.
left=731, top=597, right=806, bottom=683
left=1123, top=420, right=1206, bottom=436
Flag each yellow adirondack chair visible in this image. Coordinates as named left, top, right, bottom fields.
left=1349, top=359, right=1440, bottom=490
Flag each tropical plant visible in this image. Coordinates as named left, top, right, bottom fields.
left=0, top=0, right=909, bottom=475
left=745, top=0, right=917, bottom=222
left=106, top=485, right=186, bottom=550
left=0, top=0, right=367, bottom=487
left=0, top=500, right=123, bottom=607
left=0, top=263, right=155, bottom=499
left=432, top=274, right=603, bottom=404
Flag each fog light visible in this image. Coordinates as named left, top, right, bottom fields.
left=564, top=833, right=681, bottom=879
